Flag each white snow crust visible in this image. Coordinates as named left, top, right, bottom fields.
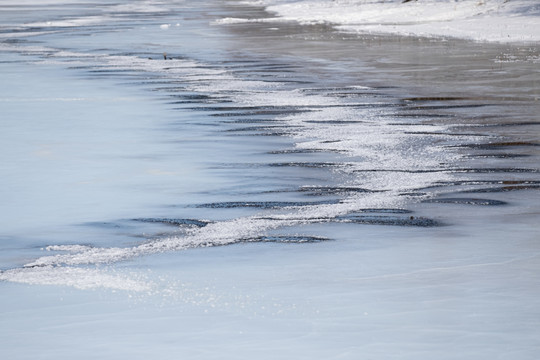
left=231, top=0, right=540, bottom=43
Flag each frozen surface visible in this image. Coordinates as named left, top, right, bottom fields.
left=223, top=0, right=540, bottom=43
left=1, top=0, right=539, bottom=359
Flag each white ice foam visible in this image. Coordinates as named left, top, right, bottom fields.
left=0, top=29, right=458, bottom=290
left=46, top=245, right=94, bottom=253
left=107, top=2, right=174, bottom=14
left=24, top=16, right=110, bottom=28
left=19, top=190, right=403, bottom=272
left=212, top=17, right=282, bottom=25
left=0, top=266, right=153, bottom=291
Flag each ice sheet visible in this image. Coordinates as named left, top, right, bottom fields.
left=1, top=0, right=539, bottom=359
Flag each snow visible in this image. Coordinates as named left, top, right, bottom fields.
left=229, top=0, right=540, bottom=43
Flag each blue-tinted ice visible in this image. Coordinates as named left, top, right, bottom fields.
left=1, top=1, right=539, bottom=359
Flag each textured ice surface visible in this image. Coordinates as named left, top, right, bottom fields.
left=1, top=1, right=539, bottom=359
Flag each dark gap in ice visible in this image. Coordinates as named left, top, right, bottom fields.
left=209, top=110, right=309, bottom=117
left=261, top=65, right=304, bottom=70
left=401, top=97, right=478, bottom=102
left=299, top=186, right=377, bottom=195
left=358, top=208, right=413, bottom=214
left=88, top=69, right=137, bottom=73
left=260, top=80, right=314, bottom=84
left=132, top=218, right=210, bottom=227
left=225, top=125, right=297, bottom=132
left=178, top=78, right=235, bottom=84
left=459, top=185, right=540, bottom=193
left=168, top=92, right=233, bottom=104
left=254, top=216, right=333, bottom=223
left=399, top=192, right=428, bottom=197
left=350, top=103, right=403, bottom=109
left=268, top=149, right=338, bottom=154
left=223, top=119, right=280, bottom=124
left=269, top=162, right=348, bottom=168
left=328, top=92, right=393, bottom=97
left=173, top=94, right=220, bottom=101
left=474, top=122, right=540, bottom=127
left=336, top=214, right=442, bottom=227
left=196, top=200, right=340, bottom=209
left=172, top=99, right=234, bottom=105
left=423, top=198, right=507, bottom=206
left=68, top=65, right=100, bottom=70
left=188, top=105, right=298, bottom=111
left=403, top=131, right=490, bottom=137
left=352, top=168, right=538, bottom=174
left=143, top=80, right=188, bottom=85
left=194, top=104, right=397, bottom=112
left=229, top=69, right=297, bottom=74
left=404, top=104, right=492, bottom=110
left=3, top=39, right=29, bottom=44
left=452, top=168, right=539, bottom=173
left=217, top=61, right=263, bottom=67
left=388, top=113, right=455, bottom=118
left=455, top=141, right=540, bottom=149
left=434, top=180, right=540, bottom=186
left=232, top=132, right=291, bottom=137
left=245, top=235, right=330, bottom=244
left=110, top=51, right=168, bottom=57
left=303, top=120, right=366, bottom=124
left=300, top=87, right=380, bottom=93
left=353, top=169, right=441, bottom=174
left=466, top=153, right=530, bottom=159
left=370, top=86, right=400, bottom=90
left=254, top=64, right=303, bottom=69
left=150, top=85, right=190, bottom=91
left=86, top=73, right=140, bottom=78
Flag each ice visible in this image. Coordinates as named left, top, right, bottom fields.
left=24, top=16, right=111, bottom=28
left=1, top=0, right=539, bottom=359
left=0, top=266, right=153, bottom=291
left=213, top=17, right=282, bottom=25
left=2, top=225, right=540, bottom=359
